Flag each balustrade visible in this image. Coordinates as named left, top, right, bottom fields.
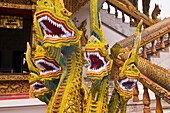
left=143, top=87, right=150, bottom=113
left=103, top=1, right=170, bottom=112
left=155, top=95, right=163, bottom=113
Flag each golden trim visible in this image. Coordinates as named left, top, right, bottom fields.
left=0, top=2, right=36, bottom=10
left=0, top=74, right=29, bottom=81
left=0, top=80, right=29, bottom=94
left=0, top=74, right=29, bottom=94
left=0, top=15, right=23, bottom=29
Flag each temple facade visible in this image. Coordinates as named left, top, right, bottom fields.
left=0, top=0, right=169, bottom=112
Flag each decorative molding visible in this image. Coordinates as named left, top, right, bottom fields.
left=0, top=15, right=23, bottom=29
left=0, top=74, right=29, bottom=81
left=0, top=2, right=36, bottom=10
left=2, top=0, right=31, bottom=5
left=0, top=74, right=29, bottom=94
left=0, top=0, right=88, bottom=13
left=0, top=80, right=29, bottom=94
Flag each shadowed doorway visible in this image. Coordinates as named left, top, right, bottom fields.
left=0, top=18, right=32, bottom=73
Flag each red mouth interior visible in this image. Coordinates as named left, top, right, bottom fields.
left=34, top=82, right=45, bottom=90
left=39, top=62, right=56, bottom=72
left=122, top=81, right=135, bottom=89
left=41, top=20, right=65, bottom=36
left=89, top=55, right=104, bottom=70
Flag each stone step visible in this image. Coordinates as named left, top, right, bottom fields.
left=150, top=46, right=170, bottom=70
left=100, top=9, right=136, bottom=37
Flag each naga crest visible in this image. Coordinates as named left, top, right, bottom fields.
left=115, top=20, right=142, bottom=99
left=34, top=0, right=82, bottom=47
left=85, top=0, right=113, bottom=80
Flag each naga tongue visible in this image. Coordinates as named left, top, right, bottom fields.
left=90, top=55, right=104, bottom=70
left=93, top=66, right=98, bottom=70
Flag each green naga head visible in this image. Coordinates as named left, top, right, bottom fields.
left=115, top=20, right=143, bottom=100
left=85, top=0, right=113, bottom=80
left=26, top=43, right=66, bottom=97
left=34, top=0, right=82, bottom=47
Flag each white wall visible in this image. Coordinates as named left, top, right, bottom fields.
left=102, top=24, right=125, bottom=53
left=0, top=99, right=47, bottom=113
left=72, top=1, right=90, bottom=38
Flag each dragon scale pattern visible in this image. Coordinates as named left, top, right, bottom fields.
left=48, top=43, right=83, bottom=113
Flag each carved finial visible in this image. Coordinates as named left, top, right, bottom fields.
left=151, top=4, right=161, bottom=22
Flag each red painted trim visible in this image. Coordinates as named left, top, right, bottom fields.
left=0, top=94, right=29, bottom=100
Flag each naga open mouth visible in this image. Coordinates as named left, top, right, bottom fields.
left=31, top=81, right=48, bottom=93
left=35, top=58, right=61, bottom=76
left=86, top=52, right=109, bottom=72
left=37, top=14, right=75, bottom=39
left=117, top=78, right=137, bottom=92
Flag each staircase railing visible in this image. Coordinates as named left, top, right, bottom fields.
left=111, top=16, right=170, bottom=112
left=117, top=16, right=170, bottom=57
left=105, top=0, right=156, bottom=27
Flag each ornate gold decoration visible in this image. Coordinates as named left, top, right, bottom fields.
left=0, top=80, right=29, bottom=94
left=0, top=74, right=29, bottom=81
left=22, top=0, right=89, bottom=14
left=0, top=74, right=29, bottom=94
left=0, top=2, right=35, bottom=10
left=2, top=0, right=31, bottom=4
left=0, top=15, right=23, bottom=29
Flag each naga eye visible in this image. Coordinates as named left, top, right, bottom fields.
left=44, top=1, right=48, bottom=5
left=131, top=65, right=135, bottom=69
left=44, top=1, right=51, bottom=6
left=62, top=9, right=68, bottom=16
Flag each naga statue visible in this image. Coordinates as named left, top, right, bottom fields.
left=26, top=43, right=65, bottom=104
left=26, top=0, right=88, bottom=112
left=108, top=20, right=142, bottom=113
left=83, top=0, right=113, bottom=112
left=26, top=0, right=142, bottom=112
left=84, top=0, right=142, bottom=112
